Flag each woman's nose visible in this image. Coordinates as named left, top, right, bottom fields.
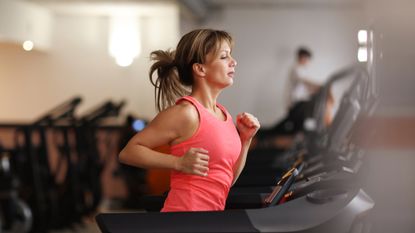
left=231, top=58, right=237, bottom=67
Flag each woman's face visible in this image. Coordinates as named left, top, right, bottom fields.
left=202, top=40, right=237, bottom=89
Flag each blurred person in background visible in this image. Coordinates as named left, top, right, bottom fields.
left=285, top=47, right=321, bottom=111
left=251, top=47, right=322, bottom=149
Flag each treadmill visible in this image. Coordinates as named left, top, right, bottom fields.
left=96, top=166, right=374, bottom=233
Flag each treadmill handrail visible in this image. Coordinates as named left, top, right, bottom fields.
left=311, top=64, right=368, bottom=134
left=33, top=97, right=82, bottom=126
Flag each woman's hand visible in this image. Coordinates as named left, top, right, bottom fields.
left=175, top=147, right=209, bottom=176
left=236, top=112, right=261, bottom=143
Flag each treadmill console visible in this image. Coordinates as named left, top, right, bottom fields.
left=263, top=168, right=299, bottom=206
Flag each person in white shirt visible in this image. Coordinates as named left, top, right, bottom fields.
left=251, top=48, right=330, bottom=149
left=285, top=47, right=320, bottom=111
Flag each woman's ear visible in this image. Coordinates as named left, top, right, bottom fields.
left=192, top=63, right=206, bottom=77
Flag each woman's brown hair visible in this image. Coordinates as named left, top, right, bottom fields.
left=149, top=29, right=233, bottom=112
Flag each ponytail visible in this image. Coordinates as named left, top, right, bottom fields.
left=149, top=50, right=190, bottom=112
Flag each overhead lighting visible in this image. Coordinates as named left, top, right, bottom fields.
left=357, top=47, right=368, bottom=62
left=22, top=40, right=34, bottom=51
left=109, top=15, right=141, bottom=67
left=357, top=29, right=368, bottom=63
left=358, top=30, right=368, bottom=44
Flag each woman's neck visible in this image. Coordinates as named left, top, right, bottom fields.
left=190, top=87, right=221, bottom=111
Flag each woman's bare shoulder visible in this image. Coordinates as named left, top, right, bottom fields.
left=151, top=100, right=199, bottom=129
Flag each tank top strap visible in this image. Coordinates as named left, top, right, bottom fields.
left=215, top=103, right=230, bottom=121
left=175, top=96, right=203, bottom=113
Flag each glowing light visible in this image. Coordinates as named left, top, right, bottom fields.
left=132, top=119, right=146, bottom=132
left=22, top=40, right=34, bottom=51
left=358, top=47, right=368, bottom=62
left=115, top=57, right=134, bottom=67
left=109, top=15, right=141, bottom=67
left=358, top=30, right=367, bottom=44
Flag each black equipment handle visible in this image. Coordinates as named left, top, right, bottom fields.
left=33, top=96, right=82, bottom=126
left=80, top=100, right=125, bottom=124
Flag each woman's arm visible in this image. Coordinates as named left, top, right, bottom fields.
left=232, top=112, right=260, bottom=185
left=119, top=102, right=210, bottom=176
left=232, top=139, right=252, bottom=185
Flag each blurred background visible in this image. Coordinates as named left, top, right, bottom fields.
left=0, top=0, right=414, bottom=232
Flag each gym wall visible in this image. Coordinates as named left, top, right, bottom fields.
left=0, top=2, right=179, bottom=122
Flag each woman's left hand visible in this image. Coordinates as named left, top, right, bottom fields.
left=236, top=112, right=260, bottom=143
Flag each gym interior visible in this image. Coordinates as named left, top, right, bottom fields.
left=1, top=0, right=414, bottom=232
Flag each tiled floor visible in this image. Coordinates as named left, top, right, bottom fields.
left=49, top=199, right=127, bottom=233
left=361, top=150, right=415, bottom=233
left=50, top=223, right=100, bottom=233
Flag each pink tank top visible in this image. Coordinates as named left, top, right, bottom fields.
left=161, top=96, right=242, bottom=212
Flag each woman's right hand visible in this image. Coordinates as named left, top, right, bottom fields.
left=175, top=148, right=209, bottom=176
